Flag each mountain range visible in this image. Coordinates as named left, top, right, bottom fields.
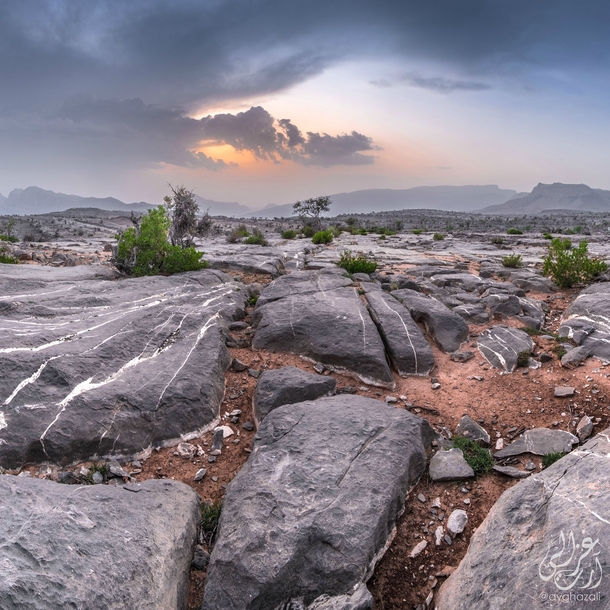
left=2, top=183, right=610, bottom=217
left=479, top=183, right=610, bottom=214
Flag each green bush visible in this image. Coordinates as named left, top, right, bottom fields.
left=0, top=253, right=18, bottom=264
left=379, top=234, right=386, bottom=240
left=337, top=251, right=377, bottom=274
left=542, top=238, right=608, bottom=288
left=312, top=230, right=334, bottom=244
left=0, top=234, right=18, bottom=243
left=516, top=350, right=530, bottom=368
left=543, top=232, right=553, bottom=240
left=433, top=232, right=445, bottom=241
left=501, top=253, right=523, bottom=268
left=491, top=236, right=504, bottom=245
left=244, top=229, right=268, bottom=246
left=412, top=229, right=423, bottom=235
left=542, top=452, right=565, bottom=469
left=507, top=228, right=523, bottom=235
left=281, top=229, right=297, bottom=239
left=452, top=437, right=493, bottom=475
left=302, top=225, right=316, bottom=238
left=328, top=225, right=342, bottom=237
left=235, top=224, right=250, bottom=237
left=115, top=206, right=206, bottom=276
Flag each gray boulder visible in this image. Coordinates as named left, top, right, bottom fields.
left=477, top=325, right=534, bottom=372
left=253, top=366, right=336, bottom=425
left=456, top=415, right=490, bottom=445
left=561, top=283, right=610, bottom=362
left=429, top=448, right=475, bottom=481
left=0, top=268, right=245, bottom=469
left=207, top=252, right=285, bottom=277
left=561, top=345, right=591, bottom=368
left=391, top=289, right=469, bottom=353
left=363, top=285, right=435, bottom=376
left=494, top=428, right=579, bottom=458
left=452, top=304, right=490, bottom=324
left=0, top=476, right=200, bottom=610
left=437, top=429, right=610, bottom=609
left=202, top=395, right=434, bottom=609
left=253, top=271, right=393, bottom=386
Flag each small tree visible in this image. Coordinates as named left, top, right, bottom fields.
left=293, top=196, right=332, bottom=231
left=164, top=184, right=199, bottom=248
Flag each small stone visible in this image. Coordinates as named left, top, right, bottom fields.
left=435, top=526, right=444, bottom=546
left=451, top=351, right=475, bottom=363
left=576, top=415, right=594, bottom=441
left=231, top=358, right=248, bottom=372
left=92, top=472, right=104, bottom=485
left=385, top=396, right=398, bottom=404
left=177, top=442, right=197, bottom=458
left=447, top=509, right=468, bottom=535
left=431, top=383, right=441, bottom=390
left=313, top=363, right=325, bottom=374
left=409, top=540, right=428, bottom=558
left=131, top=460, right=142, bottom=469
left=444, top=535, right=453, bottom=546
left=242, top=421, right=255, bottom=431
left=208, top=456, right=217, bottom=463
left=214, top=425, right=234, bottom=439
left=248, top=369, right=260, bottom=379
left=540, top=352, right=553, bottom=363
left=417, top=493, right=427, bottom=503
left=429, top=448, right=475, bottom=481
left=211, top=476, right=218, bottom=482
left=524, top=461, right=536, bottom=471
left=495, top=438, right=504, bottom=451
left=191, top=546, right=210, bottom=571
left=493, top=465, right=531, bottom=479
left=554, top=386, right=575, bottom=398
left=431, top=497, right=442, bottom=509
left=194, top=468, right=207, bottom=482
left=463, top=499, right=471, bottom=505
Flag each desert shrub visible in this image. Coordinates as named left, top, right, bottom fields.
left=328, top=225, right=342, bottom=237
left=201, top=499, right=222, bottom=546
left=114, top=206, right=205, bottom=276
left=552, top=344, right=568, bottom=359
left=244, top=229, right=268, bottom=246
left=516, top=350, right=531, bottom=368
left=433, top=232, right=445, bottom=241
left=0, top=234, right=18, bottom=243
left=379, top=234, right=386, bottom=240
left=247, top=295, right=259, bottom=306
left=235, top=224, right=250, bottom=238
left=542, top=452, right=565, bottom=468
left=412, top=229, right=423, bottom=235
left=542, top=238, right=608, bottom=288
left=0, top=253, right=18, bottom=264
left=543, top=232, right=553, bottom=240
left=491, top=236, right=504, bottom=245
left=281, top=229, right=297, bottom=239
left=501, top=253, right=523, bottom=268
left=302, top=225, right=316, bottom=238
left=312, top=230, right=334, bottom=245
left=337, top=251, right=377, bottom=274
left=452, top=437, right=493, bottom=475
left=507, top=228, right=523, bottom=235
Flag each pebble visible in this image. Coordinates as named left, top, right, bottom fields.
left=417, top=493, right=427, bottom=503
left=211, top=476, right=218, bottom=482
left=463, top=499, right=471, bottom=505
left=524, top=461, right=536, bottom=471
left=444, top=535, right=453, bottom=546
left=385, top=396, right=398, bottom=403
left=431, top=383, right=441, bottom=390
left=554, top=386, right=575, bottom=398
left=208, top=456, right=217, bottom=463
left=409, top=540, right=428, bottom=558
left=193, top=468, right=207, bottom=482
left=431, top=497, right=442, bottom=509
left=447, top=509, right=468, bottom=535
left=313, top=363, right=325, bottom=374
left=242, top=421, right=255, bottom=431
left=248, top=369, right=260, bottom=379
left=92, top=472, right=104, bottom=485
left=435, top=526, right=444, bottom=546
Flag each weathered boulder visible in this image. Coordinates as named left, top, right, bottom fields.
left=477, top=325, right=534, bottom=372
left=391, top=289, right=469, bottom=353
left=0, top=267, right=245, bottom=468
left=560, top=283, right=610, bottom=362
left=437, top=428, right=610, bottom=609
left=0, top=476, right=200, bottom=610
left=560, top=345, right=591, bottom=368
left=202, top=395, right=435, bottom=609
left=363, top=285, right=435, bottom=376
left=253, top=366, right=336, bottom=424
left=494, top=428, right=579, bottom=458
left=456, top=415, right=490, bottom=445
left=429, top=448, right=475, bottom=481
left=252, top=271, right=394, bottom=386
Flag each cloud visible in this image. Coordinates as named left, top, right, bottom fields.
left=0, top=96, right=376, bottom=171
left=373, top=73, right=492, bottom=93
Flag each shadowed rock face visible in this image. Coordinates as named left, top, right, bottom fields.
left=436, top=428, right=610, bottom=610
left=391, top=288, right=469, bottom=353
left=560, top=282, right=610, bottom=362
left=252, top=271, right=394, bottom=386
left=202, top=395, right=435, bottom=610
left=0, top=267, right=246, bottom=468
left=363, top=285, right=434, bottom=376
left=0, top=477, right=200, bottom=610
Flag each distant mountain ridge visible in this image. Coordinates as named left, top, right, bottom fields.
left=479, top=183, right=610, bottom=214
left=245, top=185, right=519, bottom=218
left=0, top=186, right=251, bottom=216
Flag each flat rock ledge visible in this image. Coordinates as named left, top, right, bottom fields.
left=0, top=476, right=200, bottom=610
left=437, top=428, right=610, bottom=609
left=202, top=395, right=435, bottom=609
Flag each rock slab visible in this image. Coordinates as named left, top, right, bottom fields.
left=429, top=448, right=475, bottom=481
left=202, top=395, right=435, bottom=609
left=477, top=325, right=534, bottom=372
left=494, top=428, right=579, bottom=458
left=253, top=366, right=336, bottom=424
left=437, top=428, right=610, bottom=609
left=0, top=476, right=200, bottom=610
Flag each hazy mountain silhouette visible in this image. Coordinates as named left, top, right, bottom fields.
left=245, top=185, right=518, bottom=218
left=480, top=183, right=610, bottom=214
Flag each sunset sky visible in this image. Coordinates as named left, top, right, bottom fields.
left=1, top=1, right=609, bottom=209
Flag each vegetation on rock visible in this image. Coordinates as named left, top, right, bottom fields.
left=337, top=251, right=377, bottom=274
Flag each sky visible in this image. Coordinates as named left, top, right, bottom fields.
left=1, top=0, right=609, bottom=210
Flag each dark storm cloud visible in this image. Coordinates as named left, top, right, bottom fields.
left=8, top=97, right=375, bottom=169
left=0, top=0, right=608, bottom=175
